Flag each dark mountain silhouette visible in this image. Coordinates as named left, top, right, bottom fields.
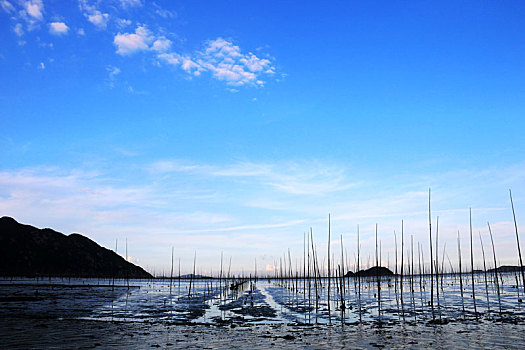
left=0, top=216, right=152, bottom=278
left=345, top=266, right=394, bottom=277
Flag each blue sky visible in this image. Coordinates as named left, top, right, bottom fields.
left=1, top=0, right=525, bottom=275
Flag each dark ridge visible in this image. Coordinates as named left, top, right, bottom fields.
left=345, top=266, right=394, bottom=277
left=0, top=216, right=152, bottom=279
left=488, top=265, right=525, bottom=273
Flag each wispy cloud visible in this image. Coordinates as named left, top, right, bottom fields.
left=150, top=159, right=357, bottom=196
left=106, top=65, right=120, bottom=87
left=119, top=0, right=142, bottom=8
left=1, top=160, right=525, bottom=272
left=170, top=219, right=307, bottom=234
left=13, top=23, right=23, bottom=36
left=1, top=0, right=15, bottom=14
left=79, top=0, right=109, bottom=30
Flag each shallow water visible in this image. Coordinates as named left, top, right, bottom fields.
left=1, top=272, right=524, bottom=325
left=3, top=275, right=525, bottom=348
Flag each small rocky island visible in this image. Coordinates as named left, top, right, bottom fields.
left=345, top=266, right=394, bottom=277
left=0, top=216, right=152, bottom=278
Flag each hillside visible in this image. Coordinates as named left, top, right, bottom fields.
left=0, top=216, right=152, bottom=278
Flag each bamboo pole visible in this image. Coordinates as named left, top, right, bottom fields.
left=327, top=214, right=331, bottom=323
left=375, top=223, right=381, bottom=320
left=357, top=224, right=361, bottom=322
left=458, top=231, right=465, bottom=317
left=479, top=232, right=490, bottom=311
left=510, top=190, right=525, bottom=294
left=487, top=222, right=502, bottom=315
left=401, top=220, right=405, bottom=321
left=469, top=208, right=478, bottom=318
left=429, top=189, right=434, bottom=319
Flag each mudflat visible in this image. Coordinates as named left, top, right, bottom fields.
left=2, top=316, right=525, bottom=349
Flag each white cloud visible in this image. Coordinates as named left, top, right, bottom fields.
left=155, top=8, right=176, bottom=19
left=114, top=25, right=153, bottom=55
left=49, top=22, right=69, bottom=35
left=79, top=0, right=109, bottom=29
left=119, top=0, right=142, bottom=8
left=24, top=0, right=43, bottom=21
left=107, top=65, right=120, bottom=78
left=154, top=37, right=276, bottom=86
left=116, top=18, right=132, bottom=28
left=157, top=52, right=179, bottom=66
left=77, top=28, right=85, bottom=35
left=152, top=37, right=171, bottom=52
left=106, top=65, right=120, bottom=87
left=38, top=62, right=45, bottom=69
left=87, top=11, right=109, bottom=29
left=13, top=23, right=23, bottom=36
left=180, top=56, right=201, bottom=75
left=5, top=0, right=44, bottom=31
left=196, top=38, right=275, bottom=86
left=1, top=0, right=15, bottom=14
left=240, top=53, right=273, bottom=73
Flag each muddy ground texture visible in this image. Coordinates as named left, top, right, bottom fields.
left=2, top=316, right=525, bottom=349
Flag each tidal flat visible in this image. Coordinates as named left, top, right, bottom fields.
left=1, top=276, right=525, bottom=348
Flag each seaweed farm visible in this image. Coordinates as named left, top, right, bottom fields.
left=2, top=271, right=525, bottom=326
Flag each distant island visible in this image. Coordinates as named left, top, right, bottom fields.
left=0, top=216, right=152, bottom=279
left=488, top=265, right=525, bottom=273
left=343, top=265, right=525, bottom=278
left=345, top=266, right=394, bottom=277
